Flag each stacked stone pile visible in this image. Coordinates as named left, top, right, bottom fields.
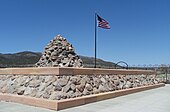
left=0, top=74, right=159, bottom=100
left=35, top=35, right=83, bottom=67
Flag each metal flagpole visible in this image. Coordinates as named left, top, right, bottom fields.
left=94, top=13, right=97, bottom=68
left=94, top=13, right=110, bottom=68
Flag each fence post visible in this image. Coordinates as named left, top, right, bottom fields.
left=166, top=69, right=168, bottom=84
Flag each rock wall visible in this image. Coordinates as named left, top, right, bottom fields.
left=35, top=35, right=83, bottom=67
left=0, top=74, right=159, bottom=100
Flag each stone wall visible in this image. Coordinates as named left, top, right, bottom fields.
left=0, top=74, right=159, bottom=100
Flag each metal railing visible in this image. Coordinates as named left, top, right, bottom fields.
left=156, top=72, right=170, bottom=84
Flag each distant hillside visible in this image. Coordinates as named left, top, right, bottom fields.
left=79, top=56, right=116, bottom=68
left=0, top=51, right=117, bottom=68
left=0, top=51, right=42, bottom=67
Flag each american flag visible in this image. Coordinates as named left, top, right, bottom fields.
left=97, top=14, right=110, bottom=29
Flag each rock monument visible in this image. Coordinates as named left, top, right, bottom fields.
left=35, top=35, right=83, bottom=67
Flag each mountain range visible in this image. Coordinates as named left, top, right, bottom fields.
left=0, top=51, right=117, bottom=68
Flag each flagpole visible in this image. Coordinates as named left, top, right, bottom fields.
left=94, top=13, right=97, bottom=68
left=94, top=13, right=110, bottom=68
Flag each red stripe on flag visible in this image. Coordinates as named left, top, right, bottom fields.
left=97, top=14, right=110, bottom=29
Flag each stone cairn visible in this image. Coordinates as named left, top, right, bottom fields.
left=35, top=35, right=83, bottom=67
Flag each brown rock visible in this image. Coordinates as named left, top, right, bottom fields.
left=30, top=88, right=37, bottom=97
left=70, top=76, right=77, bottom=84
left=58, top=78, right=68, bottom=87
left=49, top=91, right=62, bottom=100
left=98, top=84, right=105, bottom=93
left=44, top=76, right=54, bottom=83
left=62, top=83, right=71, bottom=93
left=93, top=87, right=99, bottom=94
left=43, top=92, right=50, bottom=99
left=38, top=83, right=46, bottom=91
left=83, top=88, right=90, bottom=95
left=125, top=81, right=132, bottom=88
left=17, top=86, right=26, bottom=95
left=113, top=79, right=119, bottom=86
left=54, top=83, right=62, bottom=91
left=29, top=80, right=41, bottom=88
left=85, top=83, right=93, bottom=91
left=70, top=83, right=76, bottom=91
left=24, top=87, right=32, bottom=95
left=1, top=86, right=7, bottom=93
left=67, top=90, right=75, bottom=98
left=107, top=82, right=116, bottom=91
left=100, top=77, right=107, bottom=83
left=76, top=85, right=84, bottom=93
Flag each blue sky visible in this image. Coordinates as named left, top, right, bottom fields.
left=0, top=0, right=170, bottom=65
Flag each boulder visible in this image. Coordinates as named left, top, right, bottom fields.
left=85, top=83, right=93, bottom=91
left=17, top=86, right=26, bottom=95
left=62, top=83, right=71, bottom=93
left=58, top=78, right=69, bottom=87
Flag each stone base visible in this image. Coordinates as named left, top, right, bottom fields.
left=0, top=83, right=165, bottom=111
